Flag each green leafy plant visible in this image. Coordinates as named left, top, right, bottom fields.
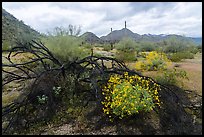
left=42, top=35, right=89, bottom=62
left=169, top=52, right=194, bottom=62
left=138, top=41, right=156, bottom=52
left=103, top=44, right=112, bottom=51
left=156, top=68, right=189, bottom=86
left=101, top=72, right=161, bottom=121
left=115, top=37, right=139, bottom=52
left=37, top=95, right=48, bottom=104
left=52, top=86, right=62, bottom=96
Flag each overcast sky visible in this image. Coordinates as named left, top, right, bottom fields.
left=2, top=2, right=202, bottom=37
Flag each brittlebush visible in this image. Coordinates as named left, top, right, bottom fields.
left=101, top=72, right=161, bottom=121
left=135, top=51, right=172, bottom=71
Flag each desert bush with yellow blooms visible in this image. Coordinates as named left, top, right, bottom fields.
left=101, top=72, right=161, bottom=121
left=135, top=51, right=172, bottom=71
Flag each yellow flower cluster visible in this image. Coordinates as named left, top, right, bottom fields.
left=101, top=72, right=161, bottom=120
left=135, top=51, right=172, bottom=71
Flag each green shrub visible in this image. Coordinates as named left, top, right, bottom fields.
left=197, top=45, right=202, bottom=53
left=82, top=43, right=93, bottom=49
left=115, top=50, right=136, bottom=62
left=103, top=44, right=112, bottom=51
left=169, top=52, right=194, bottom=62
left=101, top=72, right=161, bottom=120
left=169, top=54, right=182, bottom=62
left=164, top=45, right=185, bottom=53
left=138, top=41, right=156, bottom=52
left=188, top=47, right=199, bottom=54
left=163, top=36, right=197, bottom=53
left=155, top=68, right=188, bottom=86
left=115, top=37, right=138, bottom=52
left=42, top=35, right=89, bottom=62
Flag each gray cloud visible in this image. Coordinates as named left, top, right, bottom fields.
left=2, top=2, right=202, bottom=37
left=129, top=2, right=175, bottom=12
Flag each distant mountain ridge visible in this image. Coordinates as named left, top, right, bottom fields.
left=100, top=28, right=201, bottom=45
left=81, top=28, right=202, bottom=45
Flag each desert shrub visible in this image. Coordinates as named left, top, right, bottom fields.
left=155, top=68, right=188, bottom=86
left=41, top=26, right=88, bottom=62
left=115, top=37, right=138, bottom=52
left=115, top=50, right=136, bottom=62
left=135, top=51, right=172, bottom=71
left=168, top=53, right=181, bottom=62
left=163, top=36, right=197, bottom=53
left=82, top=43, right=93, bottom=49
left=135, top=61, right=145, bottom=71
left=187, top=46, right=199, bottom=54
left=197, top=45, right=202, bottom=53
left=138, top=41, right=156, bottom=52
left=42, top=35, right=89, bottom=62
left=103, top=44, right=112, bottom=51
left=101, top=72, right=161, bottom=120
left=139, top=45, right=155, bottom=52
left=169, top=52, right=194, bottom=62
left=164, top=45, right=185, bottom=53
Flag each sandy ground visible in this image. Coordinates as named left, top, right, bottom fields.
left=173, top=53, right=202, bottom=95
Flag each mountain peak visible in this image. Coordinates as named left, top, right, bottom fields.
left=80, top=31, right=103, bottom=44
left=100, top=28, right=139, bottom=42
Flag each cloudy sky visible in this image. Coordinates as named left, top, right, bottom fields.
left=2, top=2, right=202, bottom=37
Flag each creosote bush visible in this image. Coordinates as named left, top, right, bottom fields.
left=101, top=72, right=161, bottom=121
left=155, top=68, right=189, bottom=86
left=169, top=52, right=194, bottom=62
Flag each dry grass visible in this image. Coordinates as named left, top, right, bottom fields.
left=2, top=52, right=37, bottom=107
left=2, top=91, right=20, bottom=107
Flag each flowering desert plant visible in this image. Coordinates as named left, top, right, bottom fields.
left=135, top=51, right=172, bottom=71
left=101, top=72, right=161, bottom=120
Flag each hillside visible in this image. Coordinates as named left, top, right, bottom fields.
left=100, top=28, right=140, bottom=42
left=2, top=8, right=41, bottom=50
left=80, top=32, right=103, bottom=44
